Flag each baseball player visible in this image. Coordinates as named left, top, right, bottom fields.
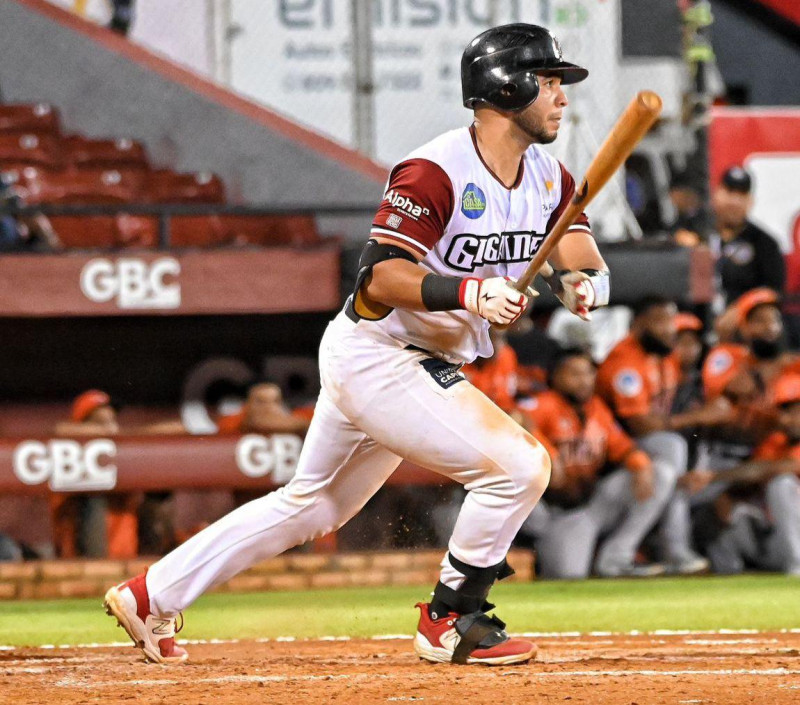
left=104, top=24, right=610, bottom=666
left=596, top=296, right=720, bottom=574
left=688, top=373, right=800, bottom=575
left=519, top=348, right=674, bottom=578
left=700, top=288, right=800, bottom=471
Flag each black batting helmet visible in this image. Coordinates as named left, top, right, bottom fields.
left=461, top=24, right=588, bottom=112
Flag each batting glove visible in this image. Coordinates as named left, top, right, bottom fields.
left=544, top=267, right=610, bottom=321
left=459, top=276, right=531, bottom=325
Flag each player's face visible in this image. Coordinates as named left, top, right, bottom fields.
left=247, top=384, right=282, bottom=418
left=511, top=74, right=568, bottom=144
left=743, top=305, right=783, bottom=343
left=642, top=304, right=678, bottom=350
left=779, top=402, right=800, bottom=442
left=674, top=330, right=702, bottom=371
left=553, top=355, right=596, bottom=404
left=712, top=186, right=751, bottom=229
left=86, top=406, right=119, bottom=432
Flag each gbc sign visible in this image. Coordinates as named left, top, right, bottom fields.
left=13, top=439, right=118, bottom=491
left=235, top=434, right=302, bottom=485
left=80, top=257, right=181, bottom=309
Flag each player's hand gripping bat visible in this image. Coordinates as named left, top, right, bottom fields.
left=508, top=90, right=663, bottom=312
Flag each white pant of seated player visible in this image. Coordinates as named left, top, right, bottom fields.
left=147, top=313, right=551, bottom=616
left=522, top=463, right=676, bottom=579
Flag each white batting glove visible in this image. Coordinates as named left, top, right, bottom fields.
left=544, top=268, right=610, bottom=322
left=460, top=276, right=530, bottom=325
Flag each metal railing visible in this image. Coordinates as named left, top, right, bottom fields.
left=3, top=202, right=375, bottom=249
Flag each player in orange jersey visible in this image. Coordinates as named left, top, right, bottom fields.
left=462, top=330, right=520, bottom=412
left=519, top=348, right=675, bottom=578
left=597, top=296, right=730, bottom=574
left=700, top=289, right=799, bottom=471
left=687, top=374, right=800, bottom=575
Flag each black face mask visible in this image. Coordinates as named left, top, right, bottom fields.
left=750, top=337, right=784, bottom=360
left=639, top=331, right=673, bottom=357
left=562, top=390, right=588, bottom=407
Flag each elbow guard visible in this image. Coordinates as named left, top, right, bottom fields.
left=347, top=239, right=418, bottom=321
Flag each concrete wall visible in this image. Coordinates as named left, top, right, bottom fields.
left=0, top=0, right=386, bottom=212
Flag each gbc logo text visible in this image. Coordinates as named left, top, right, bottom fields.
left=13, top=439, right=118, bottom=491
left=235, top=434, right=302, bottom=484
left=80, top=257, right=181, bottom=309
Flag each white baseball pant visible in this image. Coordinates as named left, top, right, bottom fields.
left=146, top=312, right=550, bottom=616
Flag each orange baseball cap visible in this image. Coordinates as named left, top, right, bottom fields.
left=735, top=288, right=780, bottom=326
left=774, top=374, right=800, bottom=407
left=674, top=312, right=703, bottom=333
left=71, top=389, right=111, bottom=422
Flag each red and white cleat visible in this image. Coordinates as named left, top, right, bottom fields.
left=103, top=573, right=188, bottom=664
left=413, top=602, right=536, bottom=666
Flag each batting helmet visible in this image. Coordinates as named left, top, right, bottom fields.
left=461, top=24, right=588, bottom=112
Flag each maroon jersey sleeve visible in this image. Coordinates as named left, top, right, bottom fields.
left=546, top=162, right=591, bottom=236
left=370, top=158, right=455, bottom=256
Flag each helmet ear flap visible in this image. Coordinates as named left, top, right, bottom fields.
left=492, top=71, right=540, bottom=111
left=499, top=83, right=517, bottom=98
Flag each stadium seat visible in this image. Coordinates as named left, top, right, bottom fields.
left=0, top=133, right=64, bottom=171
left=145, top=169, right=225, bottom=203
left=63, top=135, right=150, bottom=170
left=219, top=215, right=321, bottom=246
left=11, top=167, right=147, bottom=204
left=168, top=215, right=230, bottom=248
left=0, top=103, right=61, bottom=134
left=49, top=214, right=158, bottom=249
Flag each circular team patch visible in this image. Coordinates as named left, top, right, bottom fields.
left=461, top=183, right=487, bottom=220
left=613, top=369, right=643, bottom=398
left=724, top=242, right=755, bottom=266
left=708, top=350, right=733, bottom=375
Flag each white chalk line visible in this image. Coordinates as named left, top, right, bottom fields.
left=3, top=627, right=800, bottom=652
left=4, top=650, right=794, bottom=676
left=50, top=668, right=800, bottom=690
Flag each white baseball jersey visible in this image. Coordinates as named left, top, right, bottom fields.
left=355, top=126, right=591, bottom=364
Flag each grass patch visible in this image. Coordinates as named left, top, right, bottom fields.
left=1, top=574, right=799, bottom=647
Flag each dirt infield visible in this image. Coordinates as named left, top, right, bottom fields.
left=3, top=631, right=800, bottom=704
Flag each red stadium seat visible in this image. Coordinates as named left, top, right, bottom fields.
left=0, top=133, right=65, bottom=170
left=219, top=215, right=321, bottom=246
left=7, top=167, right=146, bottom=204
left=0, top=103, right=61, bottom=134
left=145, top=169, right=226, bottom=203
left=49, top=214, right=158, bottom=249
left=63, top=135, right=150, bottom=170
left=169, top=215, right=231, bottom=248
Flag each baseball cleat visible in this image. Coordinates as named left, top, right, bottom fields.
left=595, top=560, right=667, bottom=578
left=413, top=602, right=536, bottom=666
left=667, top=553, right=710, bottom=576
left=103, top=572, right=188, bottom=664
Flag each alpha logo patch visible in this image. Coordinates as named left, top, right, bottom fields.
left=461, top=183, right=486, bottom=220
left=613, top=369, right=643, bottom=398
left=419, top=357, right=465, bottom=390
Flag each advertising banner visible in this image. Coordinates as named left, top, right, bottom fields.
left=0, top=247, right=340, bottom=316
left=0, top=434, right=442, bottom=494
left=709, top=107, right=800, bottom=254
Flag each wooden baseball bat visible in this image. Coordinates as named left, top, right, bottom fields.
left=513, top=90, right=663, bottom=294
